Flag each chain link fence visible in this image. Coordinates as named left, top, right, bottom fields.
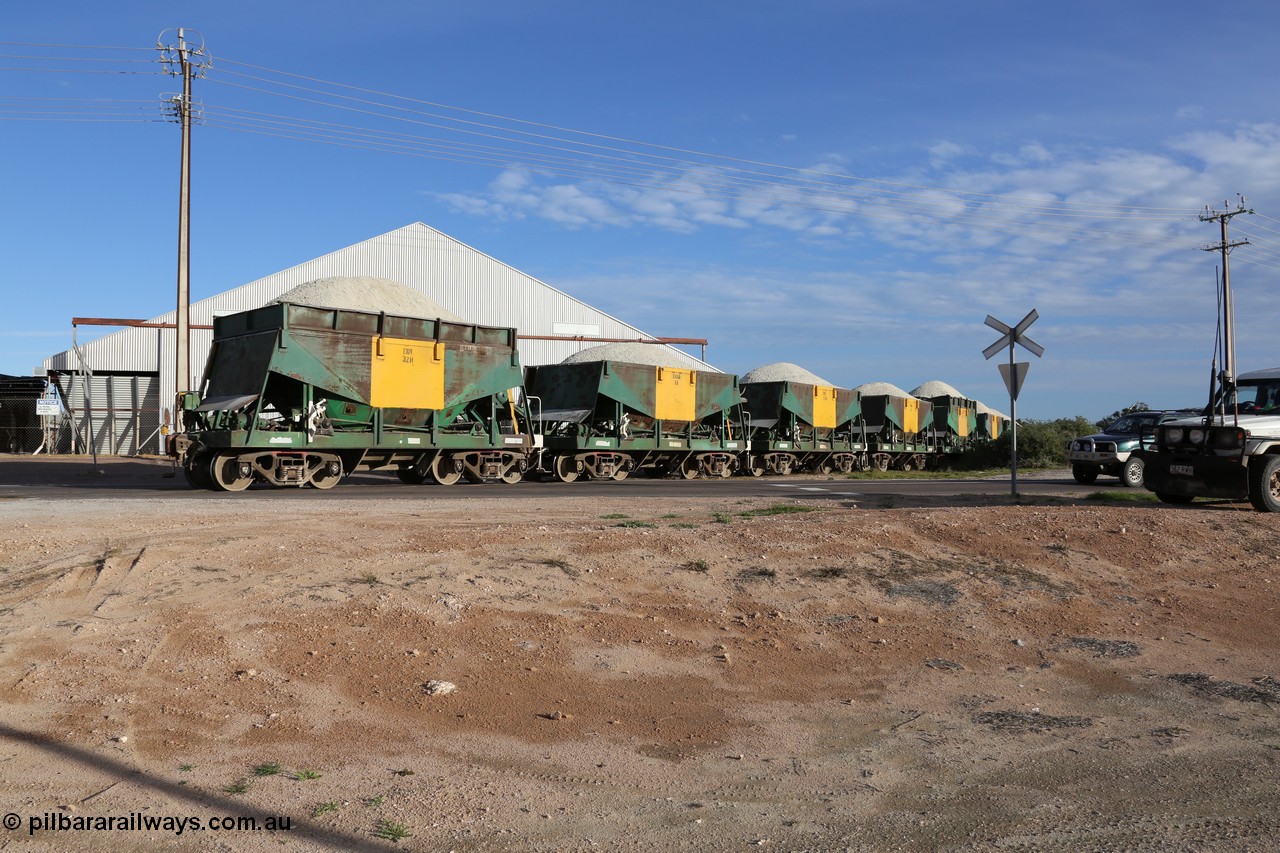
left=0, top=376, right=51, bottom=454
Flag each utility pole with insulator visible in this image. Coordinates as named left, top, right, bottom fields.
left=1200, top=195, right=1253, bottom=413
left=158, top=28, right=207, bottom=422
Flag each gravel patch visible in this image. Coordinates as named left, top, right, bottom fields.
left=1066, top=637, right=1142, bottom=658
left=741, top=361, right=834, bottom=386
left=854, top=381, right=912, bottom=397
left=1169, top=674, right=1280, bottom=704
left=911, top=380, right=969, bottom=400
left=974, top=710, right=1095, bottom=733
left=275, top=276, right=465, bottom=322
left=560, top=342, right=707, bottom=368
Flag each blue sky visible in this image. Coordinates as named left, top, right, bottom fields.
left=4, top=1, right=1280, bottom=419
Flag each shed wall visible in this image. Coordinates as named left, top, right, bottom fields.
left=41, top=222, right=706, bottom=454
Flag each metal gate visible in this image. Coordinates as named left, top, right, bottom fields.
left=0, top=376, right=48, bottom=454
left=51, top=373, right=162, bottom=456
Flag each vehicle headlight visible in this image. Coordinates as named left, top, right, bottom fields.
left=1188, top=428, right=1206, bottom=445
left=1165, top=427, right=1184, bottom=444
left=1210, top=428, right=1245, bottom=450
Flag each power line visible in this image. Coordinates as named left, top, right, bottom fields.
left=0, top=38, right=1255, bottom=261
left=0, top=41, right=154, bottom=51
left=0, top=53, right=154, bottom=63
left=201, top=91, right=1194, bottom=224
left=199, top=107, right=1195, bottom=248
left=0, top=66, right=162, bottom=75
left=214, top=56, right=1198, bottom=217
left=206, top=66, right=1195, bottom=225
left=0, top=40, right=1208, bottom=234
left=0, top=95, right=157, bottom=102
left=195, top=79, right=1200, bottom=248
left=1237, top=256, right=1280, bottom=274
left=0, top=95, right=166, bottom=122
left=189, top=61, right=1206, bottom=254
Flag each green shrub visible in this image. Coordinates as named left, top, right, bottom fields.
left=955, top=416, right=1094, bottom=470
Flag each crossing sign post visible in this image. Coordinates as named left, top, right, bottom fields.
left=983, top=309, right=1044, bottom=497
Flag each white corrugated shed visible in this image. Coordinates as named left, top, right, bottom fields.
left=43, top=222, right=711, bottom=443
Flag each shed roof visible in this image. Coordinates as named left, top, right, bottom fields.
left=42, top=223, right=710, bottom=408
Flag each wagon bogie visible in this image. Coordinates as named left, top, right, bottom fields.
left=547, top=451, right=631, bottom=482
left=459, top=450, right=526, bottom=485
left=753, top=452, right=798, bottom=476
left=677, top=452, right=737, bottom=479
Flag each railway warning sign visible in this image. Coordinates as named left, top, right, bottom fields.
left=982, top=309, right=1044, bottom=496
left=997, top=362, right=1029, bottom=401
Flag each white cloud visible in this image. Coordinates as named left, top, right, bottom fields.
left=432, top=126, right=1280, bottom=417
left=434, top=126, right=1280, bottom=265
left=928, top=140, right=968, bottom=166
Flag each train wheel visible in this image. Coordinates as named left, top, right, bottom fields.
left=500, top=462, right=524, bottom=484
left=209, top=453, right=254, bottom=492
left=873, top=454, right=891, bottom=472
left=680, top=457, right=700, bottom=480
left=611, top=466, right=629, bottom=481
left=310, top=458, right=343, bottom=490
left=717, top=464, right=732, bottom=479
left=901, top=459, right=914, bottom=473
left=811, top=459, right=834, bottom=475
left=747, top=460, right=765, bottom=477
left=554, top=455, right=579, bottom=483
left=183, top=451, right=214, bottom=490
left=430, top=453, right=462, bottom=486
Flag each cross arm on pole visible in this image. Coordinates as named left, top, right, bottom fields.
left=983, top=309, right=1044, bottom=359
left=982, top=334, right=1012, bottom=360
left=1016, top=335, right=1045, bottom=359
left=1012, top=309, right=1039, bottom=337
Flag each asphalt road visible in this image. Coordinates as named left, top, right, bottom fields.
left=0, top=456, right=1106, bottom=506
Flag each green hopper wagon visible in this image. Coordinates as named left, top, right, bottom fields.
left=975, top=408, right=1006, bottom=441
left=919, top=393, right=979, bottom=458
left=525, top=359, right=746, bottom=481
left=859, top=391, right=935, bottom=471
left=740, top=380, right=865, bottom=475
left=169, top=301, right=537, bottom=490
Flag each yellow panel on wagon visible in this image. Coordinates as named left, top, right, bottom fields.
left=654, top=367, right=696, bottom=421
left=370, top=337, right=445, bottom=409
left=813, top=385, right=837, bottom=429
left=903, top=397, right=921, bottom=434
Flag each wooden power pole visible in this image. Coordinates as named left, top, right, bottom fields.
left=159, top=28, right=206, bottom=410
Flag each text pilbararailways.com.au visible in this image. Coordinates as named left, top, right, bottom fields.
left=6, top=810, right=292, bottom=837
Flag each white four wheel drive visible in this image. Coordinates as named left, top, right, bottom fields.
left=1137, top=367, right=1280, bottom=512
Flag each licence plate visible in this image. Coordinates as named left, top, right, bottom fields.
left=1170, top=464, right=1195, bottom=476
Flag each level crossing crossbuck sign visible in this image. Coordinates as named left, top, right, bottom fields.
left=982, top=309, right=1044, bottom=496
